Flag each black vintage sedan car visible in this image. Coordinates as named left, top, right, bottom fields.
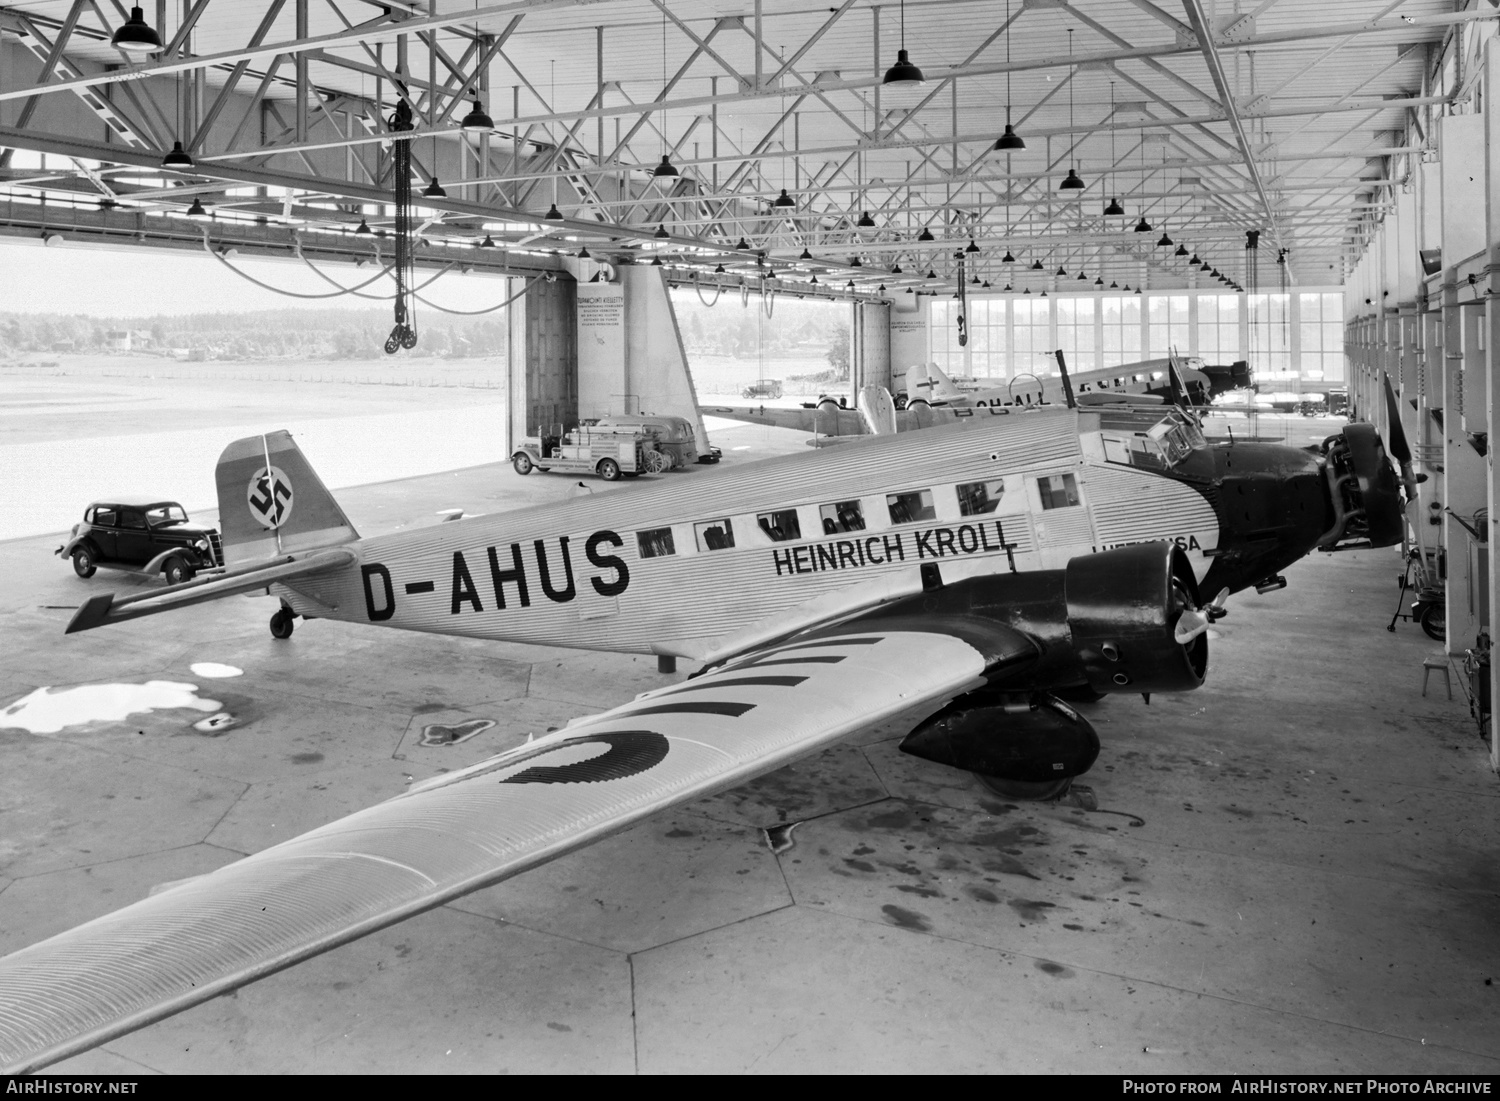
left=57, top=500, right=224, bottom=585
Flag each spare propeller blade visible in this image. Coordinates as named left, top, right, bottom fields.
left=1382, top=372, right=1423, bottom=499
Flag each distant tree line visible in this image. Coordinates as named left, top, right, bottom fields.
left=672, top=292, right=849, bottom=360
left=0, top=308, right=508, bottom=360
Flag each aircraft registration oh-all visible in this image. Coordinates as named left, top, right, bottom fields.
left=0, top=399, right=1407, bottom=1072
left=902, top=354, right=1217, bottom=410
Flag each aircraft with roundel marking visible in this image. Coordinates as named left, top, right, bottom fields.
left=0, top=388, right=1411, bottom=1073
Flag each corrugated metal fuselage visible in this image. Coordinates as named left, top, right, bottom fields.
left=276, top=410, right=1223, bottom=655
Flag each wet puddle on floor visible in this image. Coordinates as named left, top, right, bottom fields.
left=1, top=681, right=224, bottom=734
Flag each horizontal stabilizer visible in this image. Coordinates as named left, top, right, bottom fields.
left=65, top=547, right=359, bottom=633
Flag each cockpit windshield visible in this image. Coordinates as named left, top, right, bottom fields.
left=1097, top=409, right=1205, bottom=472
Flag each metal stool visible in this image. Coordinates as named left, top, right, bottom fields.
left=1421, top=653, right=1452, bottom=699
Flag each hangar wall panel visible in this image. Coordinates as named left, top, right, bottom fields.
left=523, top=276, right=578, bottom=435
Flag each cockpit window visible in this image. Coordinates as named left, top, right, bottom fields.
left=1101, top=413, right=1205, bottom=471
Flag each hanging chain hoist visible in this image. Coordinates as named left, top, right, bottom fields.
left=385, top=97, right=418, bottom=354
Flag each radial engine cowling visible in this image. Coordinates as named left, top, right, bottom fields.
left=1064, top=541, right=1208, bottom=695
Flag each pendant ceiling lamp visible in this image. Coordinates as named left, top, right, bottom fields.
left=1157, top=231, right=1173, bottom=247
left=851, top=256, right=863, bottom=267
left=1002, top=250, right=1015, bottom=263
left=480, top=234, right=496, bottom=248
left=882, top=0, right=925, bottom=86
left=654, top=224, right=670, bottom=239
left=652, top=11, right=679, bottom=180
left=1031, top=259, right=1044, bottom=270
left=994, top=0, right=1024, bottom=151
left=1134, top=215, right=1153, bottom=233
left=917, top=227, right=935, bottom=242
left=965, top=239, right=981, bottom=254
left=578, top=246, right=592, bottom=259
left=1056, top=265, right=1067, bottom=277
left=355, top=218, right=372, bottom=235
left=736, top=237, right=750, bottom=250
left=1188, top=253, right=1202, bottom=266
left=460, top=94, right=494, bottom=132
left=1174, top=243, right=1189, bottom=257
left=111, top=6, right=162, bottom=53
left=773, top=189, right=796, bottom=208
left=185, top=197, right=211, bottom=220
left=800, top=247, right=813, bottom=260
left=892, top=264, right=903, bottom=274
left=544, top=203, right=563, bottom=220
left=651, top=256, right=663, bottom=266
left=161, top=141, right=194, bottom=170
left=856, top=211, right=877, bottom=228
left=714, top=264, right=725, bottom=273
left=1103, top=82, right=1123, bottom=215
left=1059, top=31, right=1084, bottom=191
left=422, top=177, right=447, bottom=199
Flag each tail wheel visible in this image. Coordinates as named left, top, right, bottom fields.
left=269, top=608, right=295, bottom=639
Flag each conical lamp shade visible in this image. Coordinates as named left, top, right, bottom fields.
left=1059, top=167, right=1085, bottom=190
left=882, top=48, right=925, bottom=87
left=995, top=124, right=1025, bottom=151
left=460, top=100, right=494, bottom=131
left=1103, top=197, right=1125, bottom=216
left=112, top=6, right=162, bottom=53
left=653, top=154, right=679, bottom=178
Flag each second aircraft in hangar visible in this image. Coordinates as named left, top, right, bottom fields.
left=0, top=392, right=1408, bottom=1072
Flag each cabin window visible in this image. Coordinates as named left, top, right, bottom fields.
left=695, top=519, right=735, bottom=551
left=886, top=490, right=936, bottom=525
left=91, top=506, right=117, bottom=526
left=757, top=509, right=801, bottom=542
left=637, top=527, right=676, bottom=558
left=957, top=480, right=1005, bottom=516
left=1037, top=473, right=1081, bottom=510
left=819, top=500, right=865, bottom=534
left=119, top=509, right=147, bottom=530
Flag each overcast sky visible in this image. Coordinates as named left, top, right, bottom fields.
left=0, top=236, right=516, bottom=317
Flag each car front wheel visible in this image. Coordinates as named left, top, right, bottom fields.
left=71, top=546, right=96, bottom=578
left=597, top=458, right=622, bottom=481
left=163, top=557, right=195, bottom=585
left=513, top=452, right=533, bottom=475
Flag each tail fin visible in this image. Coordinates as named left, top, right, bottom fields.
left=215, top=431, right=358, bottom=565
left=920, top=361, right=965, bottom=403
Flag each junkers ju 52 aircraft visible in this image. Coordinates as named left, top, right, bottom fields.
left=0, top=395, right=1406, bottom=1072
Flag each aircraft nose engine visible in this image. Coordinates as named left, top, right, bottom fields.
left=1317, top=421, right=1405, bottom=550
left=897, top=543, right=1207, bottom=798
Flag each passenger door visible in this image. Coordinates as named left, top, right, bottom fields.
left=88, top=506, right=119, bottom=561
left=114, top=509, right=153, bottom=564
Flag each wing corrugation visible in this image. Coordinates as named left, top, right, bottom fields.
left=0, top=628, right=1006, bottom=1073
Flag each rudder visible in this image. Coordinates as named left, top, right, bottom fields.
left=215, top=430, right=358, bottom=564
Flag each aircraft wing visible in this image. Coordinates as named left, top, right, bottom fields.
left=64, top=547, right=360, bottom=633
left=0, top=615, right=1035, bottom=1073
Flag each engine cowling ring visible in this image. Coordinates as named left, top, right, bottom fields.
left=1065, top=542, right=1207, bottom=695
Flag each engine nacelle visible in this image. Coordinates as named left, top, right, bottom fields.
left=1064, top=541, right=1208, bottom=695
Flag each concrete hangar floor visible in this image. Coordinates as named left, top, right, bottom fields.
left=0, top=418, right=1497, bottom=1074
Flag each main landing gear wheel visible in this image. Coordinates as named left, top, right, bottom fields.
left=269, top=608, right=295, bottom=639
left=973, top=773, right=1074, bottom=802
left=71, top=547, right=96, bottom=578
left=597, top=458, right=622, bottom=481
left=512, top=452, right=534, bottom=475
